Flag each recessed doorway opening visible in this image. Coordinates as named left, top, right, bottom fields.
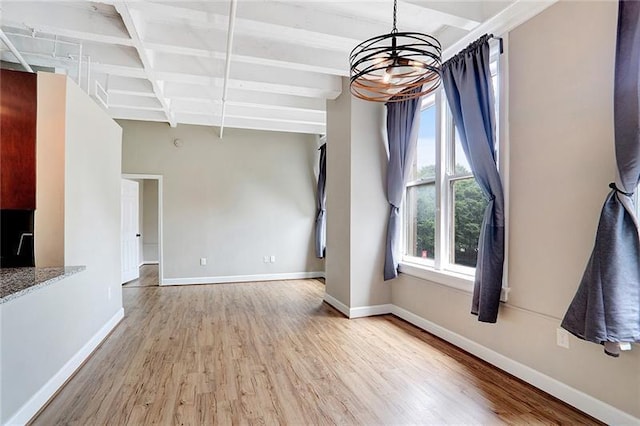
left=121, top=174, right=164, bottom=287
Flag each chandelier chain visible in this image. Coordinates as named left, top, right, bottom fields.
left=392, top=0, right=398, bottom=32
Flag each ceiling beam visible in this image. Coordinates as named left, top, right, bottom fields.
left=161, top=84, right=326, bottom=112
left=114, top=2, right=176, bottom=126
left=142, top=23, right=348, bottom=76
left=3, top=30, right=143, bottom=69
left=107, top=93, right=163, bottom=111
left=124, top=1, right=362, bottom=52
left=155, top=71, right=339, bottom=99
left=106, top=75, right=155, bottom=97
left=108, top=108, right=325, bottom=135
left=173, top=112, right=325, bottom=135
left=152, top=53, right=341, bottom=99
left=87, top=62, right=146, bottom=79
left=305, top=1, right=480, bottom=32
left=108, top=107, right=168, bottom=123
left=0, top=51, right=148, bottom=80
left=0, top=50, right=61, bottom=75
left=1, top=2, right=133, bottom=46
left=169, top=99, right=325, bottom=124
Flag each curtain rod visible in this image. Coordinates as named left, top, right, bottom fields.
left=488, top=34, right=504, bottom=54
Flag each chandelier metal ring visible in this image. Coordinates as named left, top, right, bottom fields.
left=349, top=1, right=442, bottom=102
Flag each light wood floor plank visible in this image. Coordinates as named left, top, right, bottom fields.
left=31, top=266, right=600, bottom=425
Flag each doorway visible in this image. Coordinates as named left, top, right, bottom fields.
left=121, top=174, right=164, bottom=287
left=121, top=178, right=140, bottom=284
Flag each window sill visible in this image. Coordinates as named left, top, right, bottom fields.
left=398, top=261, right=474, bottom=292
left=398, top=261, right=510, bottom=302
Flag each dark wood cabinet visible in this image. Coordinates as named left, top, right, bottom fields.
left=1, top=69, right=37, bottom=210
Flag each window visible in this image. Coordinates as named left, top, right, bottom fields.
left=402, top=48, right=502, bottom=281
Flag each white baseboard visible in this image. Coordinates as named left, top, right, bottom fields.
left=161, top=271, right=325, bottom=286
left=349, top=304, right=393, bottom=319
left=323, top=297, right=393, bottom=319
left=5, top=308, right=125, bottom=426
left=390, top=305, right=638, bottom=425
left=323, top=293, right=349, bottom=317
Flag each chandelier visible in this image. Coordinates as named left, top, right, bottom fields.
left=349, top=0, right=442, bottom=102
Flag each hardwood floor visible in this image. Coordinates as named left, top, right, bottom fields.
left=122, top=264, right=159, bottom=288
left=32, top=278, right=599, bottom=425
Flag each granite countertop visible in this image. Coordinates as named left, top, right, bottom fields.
left=0, top=266, right=86, bottom=304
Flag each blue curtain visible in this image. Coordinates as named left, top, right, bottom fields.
left=315, top=143, right=327, bottom=259
left=442, top=35, right=505, bottom=323
left=384, top=88, right=423, bottom=280
left=562, top=0, right=640, bottom=357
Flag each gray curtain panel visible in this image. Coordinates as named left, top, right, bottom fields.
left=315, top=143, right=327, bottom=259
left=562, top=0, right=640, bottom=357
left=442, top=35, right=505, bottom=323
left=384, top=87, right=423, bottom=280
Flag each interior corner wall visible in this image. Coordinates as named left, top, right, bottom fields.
left=349, top=97, right=389, bottom=308
left=35, top=72, right=66, bottom=267
left=391, top=1, right=639, bottom=420
left=142, top=179, right=159, bottom=263
left=119, top=121, right=323, bottom=281
left=325, top=78, right=352, bottom=307
left=325, top=77, right=389, bottom=311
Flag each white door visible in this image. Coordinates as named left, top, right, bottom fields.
left=121, top=179, right=140, bottom=284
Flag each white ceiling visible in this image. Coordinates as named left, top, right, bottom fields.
left=0, top=0, right=553, bottom=135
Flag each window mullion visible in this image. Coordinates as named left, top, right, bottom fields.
left=434, top=91, right=446, bottom=271
left=406, top=178, right=436, bottom=188
left=444, top=95, right=456, bottom=271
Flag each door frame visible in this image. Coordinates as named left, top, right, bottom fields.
left=122, top=173, right=165, bottom=285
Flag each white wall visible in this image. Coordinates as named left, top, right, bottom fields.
left=120, top=121, right=323, bottom=281
left=142, top=179, right=159, bottom=263
left=391, top=2, right=639, bottom=421
left=1, top=75, right=123, bottom=424
left=64, top=74, right=123, bottom=322
left=325, top=77, right=389, bottom=311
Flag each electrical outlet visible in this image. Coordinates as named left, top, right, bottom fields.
left=200, top=257, right=207, bottom=266
left=108, top=287, right=112, bottom=301
left=270, top=255, right=276, bottom=263
left=556, top=328, right=570, bottom=349
left=263, top=256, right=269, bottom=263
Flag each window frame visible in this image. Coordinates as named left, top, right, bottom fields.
left=403, top=93, right=438, bottom=268
left=399, top=36, right=509, bottom=299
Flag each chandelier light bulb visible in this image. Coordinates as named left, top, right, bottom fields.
left=383, top=67, right=393, bottom=83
